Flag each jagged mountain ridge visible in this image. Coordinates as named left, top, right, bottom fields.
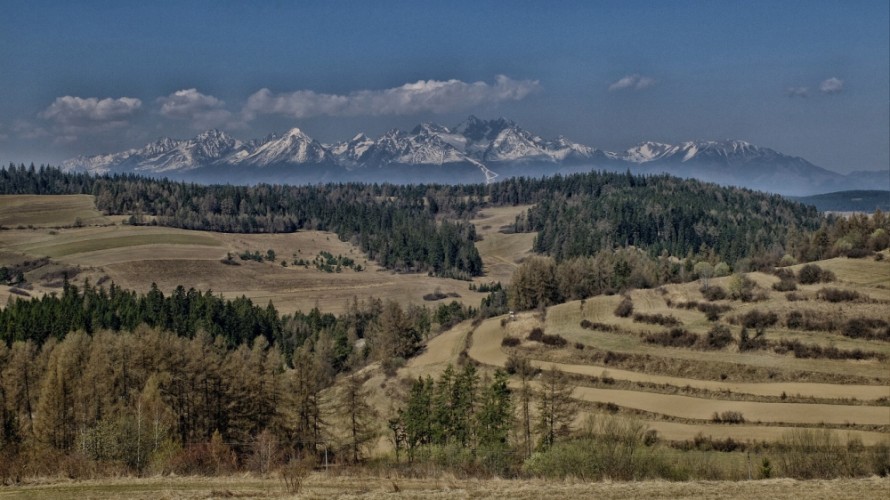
left=61, top=116, right=887, bottom=196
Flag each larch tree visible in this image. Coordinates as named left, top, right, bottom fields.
left=536, top=368, right=578, bottom=450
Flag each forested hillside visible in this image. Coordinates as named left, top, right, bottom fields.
left=2, top=164, right=877, bottom=274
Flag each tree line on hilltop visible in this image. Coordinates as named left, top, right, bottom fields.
left=5, top=164, right=879, bottom=278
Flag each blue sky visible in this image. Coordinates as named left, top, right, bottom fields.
left=1, top=0, right=887, bottom=174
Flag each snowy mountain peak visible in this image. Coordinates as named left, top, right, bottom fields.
left=283, top=127, right=310, bottom=140
left=623, top=141, right=678, bottom=163
left=57, top=117, right=860, bottom=196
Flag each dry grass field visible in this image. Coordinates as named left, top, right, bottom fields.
left=0, top=196, right=523, bottom=315
left=0, top=194, right=117, bottom=227
left=470, top=205, right=536, bottom=284
left=1, top=474, right=887, bottom=499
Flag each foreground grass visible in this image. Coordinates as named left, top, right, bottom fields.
left=1, top=474, right=888, bottom=499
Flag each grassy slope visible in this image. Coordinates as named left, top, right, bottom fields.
left=0, top=194, right=117, bottom=227
left=0, top=197, right=537, bottom=315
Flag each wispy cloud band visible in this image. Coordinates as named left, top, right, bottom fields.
left=242, top=75, right=540, bottom=120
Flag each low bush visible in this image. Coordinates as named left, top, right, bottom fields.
left=700, top=285, right=727, bottom=301
left=773, top=339, right=884, bottom=361
left=280, top=456, right=315, bottom=494
left=842, top=318, right=890, bottom=341
left=504, top=354, right=537, bottom=376
left=728, top=274, right=757, bottom=302
left=644, top=328, right=699, bottom=348
left=784, top=310, right=839, bottom=331
left=844, top=248, right=873, bottom=259
left=614, top=297, right=634, bottom=318
left=541, top=333, right=568, bottom=347
left=672, top=434, right=747, bottom=452
left=738, top=328, right=767, bottom=351
left=798, top=264, right=835, bottom=284
left=633, top=313, right=681, bottom=327
left=702, top=324, right=733, bottom=350
left=422, top=290, right=448, bottom=301
left=580, top=320, right=619, bottom=332
left=527, top=327, right=545, bottom=342
left=739, top=309, right=779, bottom=330
left=817, top=287, right=862, bottom=303
left=697, top=302, right=731, bottom=321
left=711, top=411, right=745, bottom=424
left=501, top=336, right=521, bottom=347
left=772, top=278, right=797, bottom=292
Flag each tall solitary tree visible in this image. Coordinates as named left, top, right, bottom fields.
left=536, top=368, right=577, bottom=450
left=341, top=372, right=378, bottom=463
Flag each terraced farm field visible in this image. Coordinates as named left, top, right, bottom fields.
left=456, top=255, right=890, bottom=448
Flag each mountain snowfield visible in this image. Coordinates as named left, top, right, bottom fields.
left=61, top=116, right=887, bottom=196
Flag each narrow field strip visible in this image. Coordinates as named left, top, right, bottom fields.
left=568, top=384, right=890, bottom=426
left=638, top=419, right=889, bottom=446
left=532, top=360, right=890, bottom=400
left=21, top=234, right=222, bottom=258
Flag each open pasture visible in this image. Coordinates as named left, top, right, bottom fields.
left=0, top=194, right=117, bottom=227
left=0, top=209, right=491, bottom=316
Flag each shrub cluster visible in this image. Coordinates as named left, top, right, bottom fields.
left=784, top=310, right=839, bottom=331
left=817, top=287, right=863, bottom=303
left=633, top=313, right=681, bottom=327
left=541, top=333, right=568, bottom=347
left=614, top=297, right=634, bottom=318
left=738, top=328, right=767, bottom=351
left=774, top=339, right=884, bottom=361
left=579, top=320, right=619, bottom=332
left=643, top=328, right=699, bottom=348
left=702, top=324, right=734, bottom=350
left=700, top=285, right=727, bottom=301
left=697, top=302, right=732, bottom=321
left=711, top=411, right=745, bottom=424
left=527, top=327, right=545, bottom=342
left=738, top=309, right=779, bottom=330
left=501, top=336, right=521, bottom=347
left=797, top=264, right=835, bottom=284
left=842, top=318, right=890, bottom=341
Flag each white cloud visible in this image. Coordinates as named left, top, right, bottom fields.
left=819, top=77, right=844, bottom=94
left=786, top=86, right=809, bottom=98
left=242, top=75, right=540, bottom=120
left=38, top=96, right=142, bottom=142
left=157, top=88, right=234, bottom=129
left=608, top=74, right=656, bottom=92
left=40, top=96, right=142, bottom=125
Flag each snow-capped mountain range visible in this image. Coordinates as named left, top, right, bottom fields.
left=61, top=116, right=887, bottom=196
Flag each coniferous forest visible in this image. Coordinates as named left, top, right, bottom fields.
left=1, top=164, right=847, bottom=271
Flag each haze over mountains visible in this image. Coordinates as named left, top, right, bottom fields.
left=61, top=116, right=888, bottom=196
